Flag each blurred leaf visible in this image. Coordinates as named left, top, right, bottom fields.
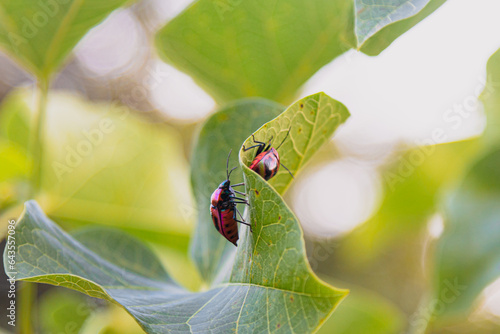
left=190, top=98, right=284, bottom=283
left=39, top=289, right=93, bottom=334
left=156, top=0, right=354, bottom=103
left=354, top=0, right=431, bottom=47
left=80, top=304, right=145, bottom=334
left=341, top=139, right=480, bottom=264
left=480, top=47, right=500, bottom=146
left=318, top=282, right=406, bottom=334
left=0, top=0, right=131, bottom=79
left=6, top=201, right=347, bottom=333
left=0, top=89, right=193, bottom=250
left=433, top=146, right=500, bottom=319
left=358, top=0, right=446, bottom=55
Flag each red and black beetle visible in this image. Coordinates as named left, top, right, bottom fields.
left=210, top=150, right=252, bottom=246
left=243, top=128, right=294, bottom=180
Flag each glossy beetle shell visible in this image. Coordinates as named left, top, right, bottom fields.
left=249, top=147, right=280, bottom=180
left=210, top=181, right=239, bottom=246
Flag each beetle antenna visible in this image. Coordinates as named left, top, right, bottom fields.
left=281, top=162, right=295, bottom=179
left=226, top=149, right=232, bottom=179
left=276, top=127, right=291, bottom=150
left=227, top=166, right=237, bottom=179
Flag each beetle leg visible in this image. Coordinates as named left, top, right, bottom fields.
left=234, top=197, right=248, bottom=201
left=232, top=183, right=245, bottom=187
left=235, top=219, right=253, bottom=232
left=242, top=144, right=263, bottom=152
left=234, top=190, right=246, bottom=196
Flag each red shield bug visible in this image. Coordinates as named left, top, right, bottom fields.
left=210, top=150, right=252, bottom=246
left=243, top=127, right=294, bottom=180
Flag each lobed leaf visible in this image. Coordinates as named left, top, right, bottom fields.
left=5, top=92, right=350, bottom=333
left=190, top=99, right=284, bottom=284
left=6, top=199, right=347, bottom=333
left=0, top=0, right=131, bottom=79
left=240, top=92, right=350, bottom=195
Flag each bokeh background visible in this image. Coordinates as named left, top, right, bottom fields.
left=1, top=0, right=500, bottom=333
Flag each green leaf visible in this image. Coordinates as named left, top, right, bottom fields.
left=432, top=146, right=500, bottom=319
left=354, top=0, right=431, bottom=47
left=357, top=0, right=446, bottom=55
left=6, top=201, right=347, bottom=333
left=240, top=92, right=350, bottom=195
left=0, top=89, right=192, bottom=250
left=0, top=0, right=131, bottom=79
left=156, top=0, right=354, bottom=103
left=39, top=289, right=92, bottom=334
left=191, top=93, right=349, bottom=285
left=190, top=99, right=284, bottom=284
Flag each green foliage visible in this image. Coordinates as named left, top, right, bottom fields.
left=433, top=146, right=500, bottom=319
left=156, top=0, right=354, bottom=103
left=354, top=0, right=446, bottom=54
left=354, top=0, right=431, bottom=47
left=190, top=99, right=284, bottom=283
left=0, top=0, right=131, bottom=79
left=4, top=93, right=350, bottom=333
left=317, top=282, right=406, bottom=334
left=0, top=90, right=192, bottom=249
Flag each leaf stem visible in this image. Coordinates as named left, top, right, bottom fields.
left=19, top=281, right=36, bottom=334
left=29, top=79, right=49, bottom=197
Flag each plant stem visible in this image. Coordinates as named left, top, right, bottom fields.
left=19, top=282, right=36, bottom=334
left=19, top=79, right=49, bottom=334
left=29, top=79, right=49, bottom=198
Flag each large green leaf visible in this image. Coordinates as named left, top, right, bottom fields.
left=0, top=0, right=131, bottom=79
left=432, top=146, right=500, bottom=320
left=6, top=199, right=347, bottom=333
left=192, top=93, right=350, bottom=284
left=156, top=0, right=354, bottom=103
left=190, top=99, right=284, bottom=284
left=0, top=89, right=192, bottom=251
left=355, top=0, right=446, bottom=55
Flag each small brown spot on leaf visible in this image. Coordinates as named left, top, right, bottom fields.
left=298, top=128, right=302, bottom=133
left=300, top=104, right=304, bottom=108
left=278, top=215, right=281, bottom=220
left=277, top=324, right=281, bottom=328
left=290, top=296, right=294, bottom=302
left=255, top=190, right=259, bottom=195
